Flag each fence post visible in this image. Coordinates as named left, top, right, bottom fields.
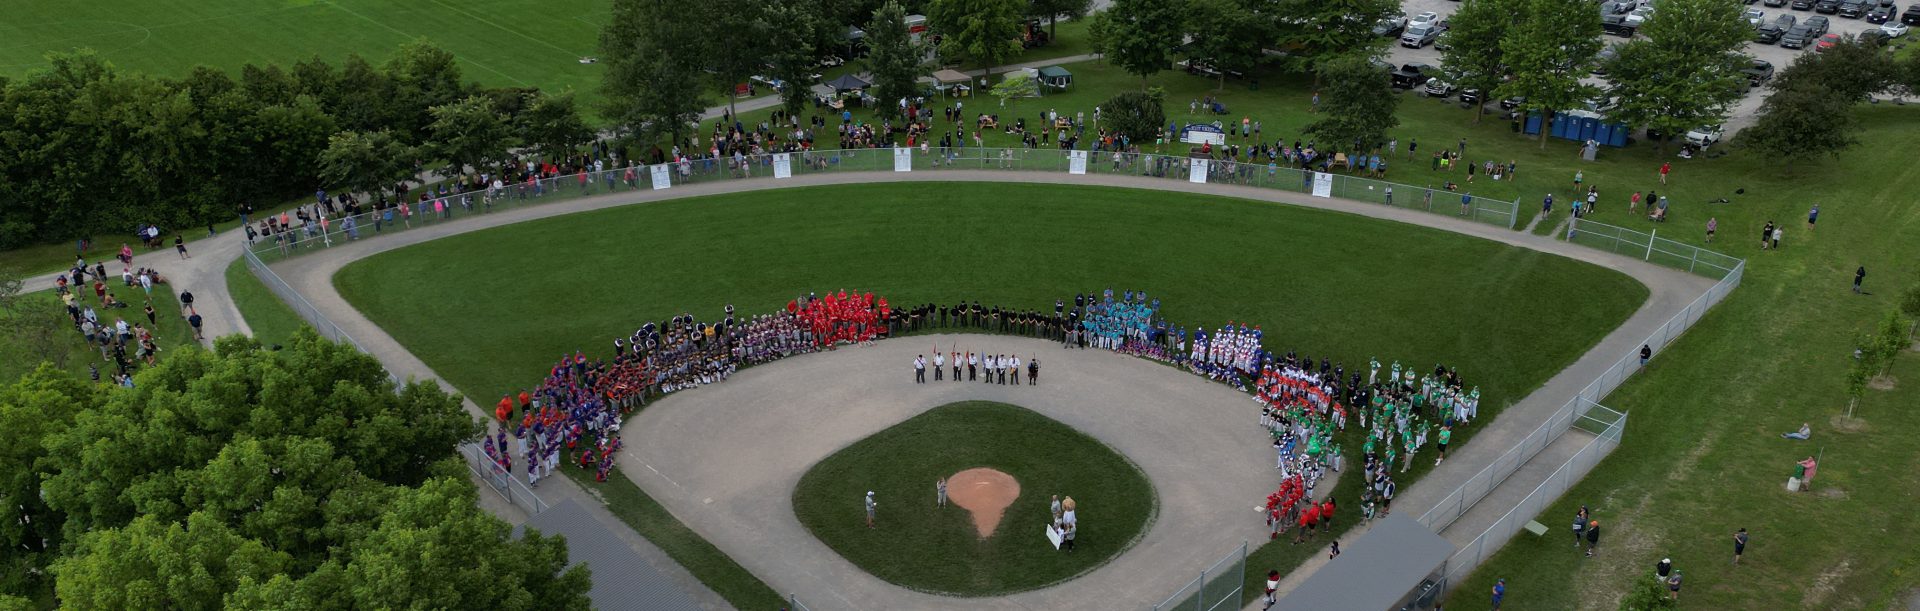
left=1688, top=248, right=1698, bottom=274
left=1646, top=229, right=1656, bottom=261
left=1195, top=569, right=1206, bottom=611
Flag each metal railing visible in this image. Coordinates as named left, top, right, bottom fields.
left=1432, top=405, right=1627, bottom=592
left=1567, top=217, right=1743, bottom=280
left=245, top=147, right=1522, bottom=263
left=1151, top=541, right=1247, bottom=611
left=1417, top=256, right=1743, bottom=534
left=243, top=248, right=549, bottom=515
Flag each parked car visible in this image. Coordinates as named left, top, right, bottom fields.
left=1765, top=0, right=1788, bottom=7
left=1905, top=2, right=1920, bottom=23
left=1424, top=78, right=1457, bottom=97
left=1756, top=14, right=1797, bottom=42
left=1460, top=88, right=1485, bottom=103
left=1401, top=22, right=1446, bottom=48
left=1601, top=0, right=1639, bottom=14
left=1390, top=63, right=1437, bottom=89
left=1603, top=14, right=1640, bottom=36
left=1592, top=44, right=1621, bottom=74
left=1742, top=59, right=1776, bottom=86
left=1626, top=5, right=1656, bottom=24
left=1373, top=16, right=1408, bottom=37
left=1858, top=28, right=1892, bottom=43
left=1815, top=0, right=1842, bottom=13
left=1807, top=15, right=1833, bottom=32
left=1500, top=95, right=1528, bottom=110
left=1781, top=24, right=1818, bottom=47
left=1868, top=2, right=1898, bottom=21
left=1410, top=11, right=1440, bottom=27
left=1840, top=0, right=1871, bottom=16
left=1791, top=0, right=1816, bottom=10
left=1884, top=20, right=1911, bottom=35
left=1686, top=126, right=1723, bottom=148
left=1747, top=8, right=1768, bottom=25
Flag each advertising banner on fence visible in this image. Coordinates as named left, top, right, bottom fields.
left=650, top=164, right=672, bottom=190
left=1068, top=150, right=1088, bottom=175
left=773, top=153, right=792, bottom=179
left=1312, top=172, right=1333, bottom=198
left=894, top=147, right=912, bottom=172
left=1189, top=158, right=1208, bottom=183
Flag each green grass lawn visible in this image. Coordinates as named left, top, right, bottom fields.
left=793, top=401, right=1155, bottom=596
left=332, top=181, right=1644, bottom=604
left=223, top=258, right=308, bottom=349
left=0, top=284, right=199, bottom=383
left=1451, top=105, right=1920, bottom=610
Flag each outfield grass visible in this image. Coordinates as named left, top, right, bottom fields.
left=332, top=181, right=1644, bottom=603
left=223, top=258, right=307, bottom=349
left=793, top=401, right=1155, bottom=595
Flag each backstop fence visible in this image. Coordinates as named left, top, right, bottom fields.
left=244, top=147, right=1520, bottom=263
left=242, top=248, right=549, bottom=516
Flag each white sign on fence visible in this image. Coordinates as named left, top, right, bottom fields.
left=1189, top=158, right=1208, bottom=183
left=773, top=153, right=792, bottom=179
left=650, top=164, right=672, bottom=190
left=1311, top=172, right=1334, bottom=198
left=894, top=147, right=912, bottom=172
left=1068, top=150, right=1088, bottom=175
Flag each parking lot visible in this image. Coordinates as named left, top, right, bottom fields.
left=1380, top=0, right=1912, bottom=134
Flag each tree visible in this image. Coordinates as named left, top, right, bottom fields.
left=1772, top=37, right=1899, bottom=103
left=1742, top=84, right=1859, bottom=162
left=600, top=0, right=712, bottom=146
left=991, top=72, right=1041, bottom=105
left=1604, top=0, right=1750, bottom=152
left=1091, top=0, right=1187, bottom=88
left=19, top=332, right=587, bottom=608
left=1274, top=0, right=1396, bottom=84
left=766, top=0, right=833, bottom=119
left=428, top=95, right=513, bottom=177
left=866, top=1, right=928, bottom=120
left=1901, top=279, right=1920, bottom=341
left=518, top=91, right=596, bottom=163
left=1184, top=0, right=1273, bottom=91
left=1871, top=309, right=1907, bottom=377
left=1098, top=89, right=1167, bottom=145
left=1439, top=0, right=1516, bottom=122
left=1304, top=54, right=1400, bottom=153
left=705, top=0, right=777, bottom=117
left=0, top=366, right=94, bottom=597
left=1495, top=0, right=1602, bottom=148
left=1030, top=0, right=1095, bottom=38
left=1617, top=572, right=1677, bottom=610
left=929, top=0, right=1025, bottom=75
left=319, top=130, right=418, bottom=199
left=383, top=40, right=471, bottom=143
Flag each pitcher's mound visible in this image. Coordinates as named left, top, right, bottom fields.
left=949, top=467, right=1021, bottom=537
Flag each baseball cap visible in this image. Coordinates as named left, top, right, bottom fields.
left=867, top=491, right=874, bottom=497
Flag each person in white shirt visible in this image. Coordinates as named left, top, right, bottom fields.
left=1010, top=355, right=1023, bottom=384
left=933, top=352, right=945, bottom=380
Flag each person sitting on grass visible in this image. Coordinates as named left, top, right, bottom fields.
left=1782, top=423, right=1811, bottom=440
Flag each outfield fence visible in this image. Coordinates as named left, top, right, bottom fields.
left=242, top=248, right=549, bottom=515
left=1150, top=541, right=1247, bottom=611
left=1566, top=218, right=1743, bottom=280
left=245, top=147, right=1520, bottom=263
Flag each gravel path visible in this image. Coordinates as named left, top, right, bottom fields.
left=43, top=168, right=1713, bottom=609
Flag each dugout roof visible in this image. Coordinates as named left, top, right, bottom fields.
left=1275, top=514, right=1454, bottom=610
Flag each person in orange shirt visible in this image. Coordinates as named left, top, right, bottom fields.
left=518, top=390, right=532, bottom=415
left=496, top=395, right=513, bottom=422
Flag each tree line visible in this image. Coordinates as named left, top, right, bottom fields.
left=0, top=41, right=594, bottom=250
left=0, top=331, right=589, bottom=608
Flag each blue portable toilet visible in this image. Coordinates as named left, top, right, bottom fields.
left=1604, top=123, right=1629, bottom=147
left=1525, top=111, right=1544, bottom=135
left=1549, top=114, right=1569, bottom=139
left=1580, top=116, right=1601, bottom=141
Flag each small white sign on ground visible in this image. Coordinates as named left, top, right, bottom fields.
left=650, top=164, right=672, bottom=190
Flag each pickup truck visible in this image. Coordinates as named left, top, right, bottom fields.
left=1742, top=59, right=1775, bottom=86
left=1781, top=24, right=1818, bottom=47
left=1839, top=0, right=1871, bottom=17
left=1400, top=22, right=1447, bottom=48
left=1391, top=63, right=1436, bottom=89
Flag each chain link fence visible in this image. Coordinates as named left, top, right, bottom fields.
left=1566, top=217, right=1743, bottom=280
left=1151, top=541, right=1247, bottom=611
left=246, top=147, right=1521, bottom=263
left=243, top=248, right=549, bottom=515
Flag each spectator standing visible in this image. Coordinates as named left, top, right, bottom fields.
left=1733, top=528, right=1749, bottom=564
left=865, top=491, right=878, bottom=528
left=1659, top=161, right=1671, bottom=184
left=1491, top=578, right=1506, bottom=610
left=1585, top=520, right=1601, bottom=557
left=1807, top=204, right=1819, bottom=231
left=1854, top=266, right=1867, bottom=294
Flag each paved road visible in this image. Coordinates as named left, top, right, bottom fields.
left=245, top=168, right=1710, bottom=609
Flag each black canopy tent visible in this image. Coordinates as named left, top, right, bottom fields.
left=826, top=73, right=872, bottom=92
